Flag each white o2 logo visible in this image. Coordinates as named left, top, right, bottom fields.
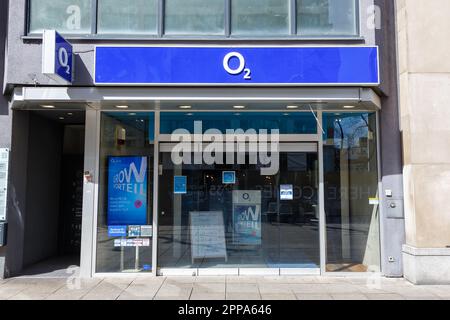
left=223, top=52, right=251, bottom=80
left=58, top=47, right=71, bottom=75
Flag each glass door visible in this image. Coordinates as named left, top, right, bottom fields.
left=156, top=143, right=320, bottom=275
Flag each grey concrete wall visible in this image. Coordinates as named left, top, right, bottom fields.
left=0, top=0, right=9, bottom=279
left=4, top=111, right=63, bottom=276
left=0, top=0, right=11, bottom=144
left=4, top=111, right=29, bottom=277
left=22, top=113, right=63, bottom=267
left=375, top=0, right=405, bottom=277
left=0, top=0, right=7, bottom=108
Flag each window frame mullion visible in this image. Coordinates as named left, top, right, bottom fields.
left=225, top=0, right=231, bottom=37
left=158, top=0, right=164, bottom=38
left=290, top=0, right=297, bottom=36
left=91, top=0, right=98, bottom=35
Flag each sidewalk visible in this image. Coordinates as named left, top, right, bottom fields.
left=1, top=276, right=450, bottom=300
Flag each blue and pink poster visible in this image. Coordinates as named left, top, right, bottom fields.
left=107, top=156, right=148, bottom=226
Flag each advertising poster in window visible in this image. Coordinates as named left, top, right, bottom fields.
left=107, top=156, right=148, bottom=226
left=232, top=191, right=262, bottom=246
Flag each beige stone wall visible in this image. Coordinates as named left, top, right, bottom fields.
left=397, top=0, right=450, bottom=248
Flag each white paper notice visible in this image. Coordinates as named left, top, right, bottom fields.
left=0, top=149, right=9, bottom=221
left=189, top=211, right=227, bottom=262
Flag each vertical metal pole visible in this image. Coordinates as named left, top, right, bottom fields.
left=135, top=246, right=140, bottom=271
left=317, top=111, right=327, bottom=275
left=290, top=0, right=297, bottom=36
left=225, top=0, right=231, bottom=37
left=375, top=111, right=385, bottom=274
left=158, top=0, right=164, bottom=38
left=151, top=111, right=160, bottom=276
left=91, top=0, right=98, bottom=35
left=80, top=108, right=100, bottom=278
left=120, top=238, right=124, bottom=271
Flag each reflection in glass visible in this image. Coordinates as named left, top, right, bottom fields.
left=231, top=0, right=290, bottom=36
left=97, top=0, right=158, bottom=35
left=96, top=113, right=154, bottom=273
left=297, top=0, right=357, bottom=36
left=29, top=0, right=92, bottom=34
left=164, top=0, right=225, bottom=35
left=323, top=113, right=380, bottom=272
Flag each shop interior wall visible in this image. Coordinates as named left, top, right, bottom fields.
left=22, top=113, right=63, bottom=267
left=6, top=111, right=63, bottom=275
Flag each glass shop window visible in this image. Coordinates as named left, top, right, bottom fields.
left=96, top=112, right=155, bottom=273
left=231, top=0, right=290, bottom=36
left=322, top=112, right=381, bottom=272
left=97, top=0, right=158, bottom=35
left=28, top=0, right=359, bottom=38
left=29, top=0, right=92, bottom=34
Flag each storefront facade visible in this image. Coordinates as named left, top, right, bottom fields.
left=1, top=0, right=405, bottom=279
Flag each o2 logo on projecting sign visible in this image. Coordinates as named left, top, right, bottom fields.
left=58, top=46, right=71, bottom=75
left=42, top=30, right=73, bottom=84
left=223, top=52, right=252, bottom=80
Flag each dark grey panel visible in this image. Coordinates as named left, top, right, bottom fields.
left=375, top=0, right=405, bottom=277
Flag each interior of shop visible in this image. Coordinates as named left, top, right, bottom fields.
left=6, top=109, right=85, bottom=277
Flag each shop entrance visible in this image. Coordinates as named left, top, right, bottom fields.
left=157, top=143, right=320, bottom=275
left=10, top=110, right=85, bottom=277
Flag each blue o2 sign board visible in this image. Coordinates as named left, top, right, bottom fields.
left=42, top=30, right=73, bottom=83
left=107, top=156, right=148, bottom=226
left=95, top=46, right=379, bottom=86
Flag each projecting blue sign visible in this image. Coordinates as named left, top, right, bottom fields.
left=107, top=156, right=148, bottom=226
left=94, top=46, right=379, bottom=86
left=42, top=30, right=73, bottom=83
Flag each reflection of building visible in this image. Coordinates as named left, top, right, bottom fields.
left=298, top=0, right=332, bottom=29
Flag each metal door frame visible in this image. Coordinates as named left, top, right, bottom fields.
left=156, top=121, right=322, bottom=277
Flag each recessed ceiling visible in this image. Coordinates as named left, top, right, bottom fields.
left=31, top=110, right=86, bottom=124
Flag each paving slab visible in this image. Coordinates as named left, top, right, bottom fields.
left=420, top=285, right=450, bottom=298
left=154, top=282, right=193, bottom=300
left=331, top=293, right=369, bottom=300
left=295, top=293, right=333, bottom=300
left=365, top=293, right=405, bottom=300
left=290, top=284, right=331, bottom=294
left=192, top=282, right=225, bottom=294
left=190, top=292, right=225, bottom=300
left=226, top=283, right=259, bottom=294
left=226, top=276, right=259, bottom=284
left=81, top=279, right=132, bottom=300
left=261, top=293, right=296, bottom=300
left=1, top=275, right=447, bottom=300
left=258, top=284, right=292, bottom=294
left=226, top=293, right=261, bottom=300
